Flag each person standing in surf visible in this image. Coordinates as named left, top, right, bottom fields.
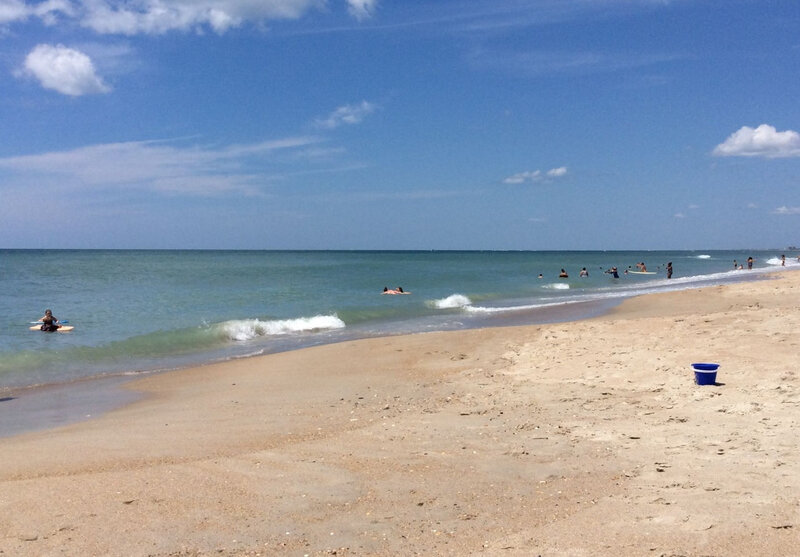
left=666, top=262, right=673, bottom=279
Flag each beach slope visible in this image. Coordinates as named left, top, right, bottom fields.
left=1, top=272, right=799, bottom=555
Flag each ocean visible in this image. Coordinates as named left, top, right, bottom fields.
left=1, top=249, right=794, bottom=392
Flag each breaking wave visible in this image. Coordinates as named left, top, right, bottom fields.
left=429, top=294, right=473, bottom=309
left=219, top=315, right=346, bottom=342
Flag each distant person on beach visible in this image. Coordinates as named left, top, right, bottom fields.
left=559, top=269, right=569, bottom=278
left=733, top=260, right=738, bottom=269
left=538, top=274, right=543, bottom=279
left=605, top=267, right=619, bottom=278
left=579, top=267, right=589, bottom=277
left=747, top=256, right=754, bottom=270
left=635, top=262, right=647, bottom=272
left=781, top=254, right=786, bottom=266
left=666, top=262, right=673, bottom=279
left=38, top=309, right=61, bottom=332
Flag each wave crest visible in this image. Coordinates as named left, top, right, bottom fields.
left=221, top=315, right=346, bottom=342
left=766, top=256, right=799, bottom=267
left=430, top=294, right=472, bottom=309
left=541, top=283, right=570, bottom=290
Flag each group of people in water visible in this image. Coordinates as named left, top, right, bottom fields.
left=386, top=254, right=766, bottom=295
left=541, top=261, right=673, bottom=280
left=550, top=267, right=592, bottom=279
left=733, top=257, right=756, bottom=270
left=546, top=255, right=766, bottom=280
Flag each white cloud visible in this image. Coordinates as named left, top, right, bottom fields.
left=34, top=0, right=74, bottom=23
left=22, top=43, right=111, bottom=96
left=347, top=0, right=376, bottom=21
left=0, top=136, right=324, bottom=196
left=315, top=101, right=377, bottom=129
left=0, top=0, right=28, bottom=24
left=673, top=212, right=686, bottom=219
left=69, top=0, right=363, bottom=35
left=773, top=206, right=800, bottom=215
left=2, top=0, right=374, bottom=34
left=504, top=166, right=567, bottom=184
left=504, top=170, right=540, bottom=184
left=713, top=124, right=800, bottom=158
left=0, top=0, right=72, bottom=25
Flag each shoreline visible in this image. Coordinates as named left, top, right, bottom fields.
left=0, top=296, right=623, bottom=439
left=1, top=270, right=799, bottom=555
left=0, top=374, right=143, bottom=439
left=0, top=266, right=777, bottom=438
left=2, top=250, right=784, bottom=394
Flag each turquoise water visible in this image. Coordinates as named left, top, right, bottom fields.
left=1, top=249, right=794, bottom=390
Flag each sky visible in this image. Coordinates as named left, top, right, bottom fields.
left=0, top=0, right=798, bottom=250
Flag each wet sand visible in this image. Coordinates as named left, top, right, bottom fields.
left=0, top=375, right=141, bottom=438
left=1, top=271, right=798, bottom=556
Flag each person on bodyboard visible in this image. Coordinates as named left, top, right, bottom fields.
left=39, top=309, right=62, bottom=332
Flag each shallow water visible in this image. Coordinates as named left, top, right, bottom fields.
left=1, top=249, right=793, bottom=390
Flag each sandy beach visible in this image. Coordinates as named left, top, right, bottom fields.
left=1, top=271, right=799, bottom=556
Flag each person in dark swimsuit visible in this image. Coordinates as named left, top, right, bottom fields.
left=39, top=309, right=61, bottom=332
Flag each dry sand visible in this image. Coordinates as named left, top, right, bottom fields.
left=1, top=271, right=799, bottom=556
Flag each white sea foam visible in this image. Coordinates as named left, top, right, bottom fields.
left=541, top=283, right=570, bottom=290
left=696, top=254, right=711, bottom=259
left=431, top=294, right=472, bottom=309
left=222, top=315, right=346, bottom=342
left=466, top=299, right=582, bottom=314
left=230, top=349, right=266, bottom=359
left=766, top=256, right=799, bottom=267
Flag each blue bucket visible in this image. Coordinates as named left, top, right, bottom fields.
left=692, top=363, right=719, bottom=385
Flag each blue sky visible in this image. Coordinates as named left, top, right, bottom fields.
left=1, top=0, right=798, bottom=250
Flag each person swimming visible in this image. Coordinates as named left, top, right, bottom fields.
left=559, top=269, right=569, bottom=278
left=383, top=286, right=410, bottom=295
